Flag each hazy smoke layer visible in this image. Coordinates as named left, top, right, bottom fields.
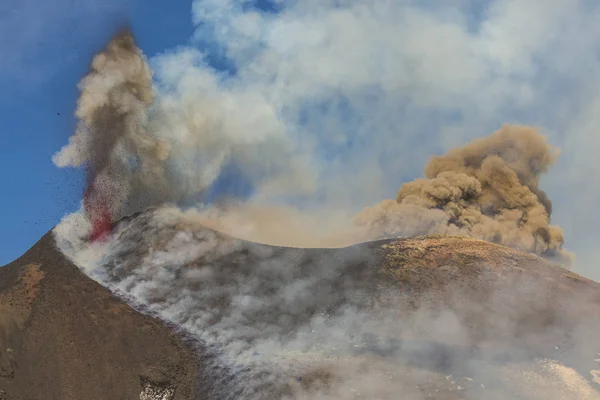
left=53, top=208, right=600, bottom=400
left=356, top=125, right=570, bottom=263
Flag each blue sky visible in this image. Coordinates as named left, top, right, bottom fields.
left=0, top=0, right=196, bottom=265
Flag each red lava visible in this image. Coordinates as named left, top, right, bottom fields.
left=84, top=185, right=113, bottom=243
left=89, top=205, right=113, bottom=242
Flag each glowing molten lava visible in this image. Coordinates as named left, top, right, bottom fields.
left=84, top=184, right=113, bottom=242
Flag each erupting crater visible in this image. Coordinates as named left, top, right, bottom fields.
left=84, top=184, right=113, bottom=242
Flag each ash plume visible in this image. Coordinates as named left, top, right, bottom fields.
left=51, top=30, right=573, bottom=265
left=52, top=30, right=313, bottom=241
left=356, top=125, right=571, bottom=264
left=53, top=30, right=171, bottom=240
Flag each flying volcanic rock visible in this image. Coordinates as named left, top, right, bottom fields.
left=51, top=30, right=308, bottom=245
left=0, top=208, right=587, bottom=400
left=52, top=30, right=172, bottom=242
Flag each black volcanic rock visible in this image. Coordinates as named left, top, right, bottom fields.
left=0, top=232, right=201, bottom=400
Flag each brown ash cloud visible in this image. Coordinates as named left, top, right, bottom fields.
left=356, top=124, right=571, bottom=264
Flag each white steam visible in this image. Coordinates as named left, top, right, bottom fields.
left=53, top=208, right=600, bottom=399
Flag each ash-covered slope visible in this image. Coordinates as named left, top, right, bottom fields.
left=0, top=231, right=201, bottom=400
left=49, top=207, right=600, bottom=400
left=1, top=207, right=599, bottom=399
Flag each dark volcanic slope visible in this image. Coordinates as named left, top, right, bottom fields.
left=0, top=232, right=200, bottom=400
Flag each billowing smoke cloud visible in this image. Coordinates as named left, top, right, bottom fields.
left=356, top=125, right=571, bottom=264
left=52, top=29, right=570, bottom=263
left=52, top=30, right=170, bottom=240
left=53, top=30, right=315, bottom=240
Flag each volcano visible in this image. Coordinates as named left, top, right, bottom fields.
left=1, top=211, right=599, bottom=399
